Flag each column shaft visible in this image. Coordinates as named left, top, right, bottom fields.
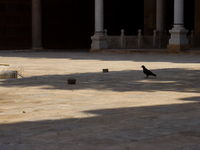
left=91, top=0, right=108, bottom=52
left=32, top=0, right=43, bottom=49
left=95, top=0, right=104, bottom=34
left=174, top=0, right=184, bottom=28
left=156, top=0, right=164, bottom=33
left=156, top=0, right=165, bottom=48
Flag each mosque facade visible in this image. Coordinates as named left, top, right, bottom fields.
left=0, top=0, right=198, bottom=52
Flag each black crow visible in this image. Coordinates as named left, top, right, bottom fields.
left=141, top=65, right=156, bottom=78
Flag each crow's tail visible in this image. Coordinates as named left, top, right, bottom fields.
left=153, top=74, right=156, bottom=77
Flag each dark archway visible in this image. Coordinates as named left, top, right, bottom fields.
left=0, top=0, right=31, bottom=50
left=42, top=0, right=145, bottom=49
left=184, top=0, right=195, bottom=34
left=104, top=0, right=144, bottom=36
left=41, top=0, right=94, bottom=49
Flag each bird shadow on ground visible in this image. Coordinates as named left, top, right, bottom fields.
left=0, top=68, right=199, bottom=93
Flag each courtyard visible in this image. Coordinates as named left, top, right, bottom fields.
left=0, top=50, right=200, bottom=149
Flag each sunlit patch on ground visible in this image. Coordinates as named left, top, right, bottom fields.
left=0, top=51, right=200, bottom=149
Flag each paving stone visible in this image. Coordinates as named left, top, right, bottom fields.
left=0, top=51, right=200, bottom=149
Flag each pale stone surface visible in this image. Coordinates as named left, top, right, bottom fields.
left=2, top=66, right=24, bottom=75
left=0, top=65, right=24, bottom=79
left=0, top=51, right=200, bottom=149
left=169, top=29, right=189, bottom=45
left=91, top=35, right=108, bottom=51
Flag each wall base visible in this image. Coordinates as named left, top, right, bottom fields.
left=91, top=35, right=108, bottom=51
left=32, top=47, right=43, bottom=50
left=90, top=49, right=101, bottom=53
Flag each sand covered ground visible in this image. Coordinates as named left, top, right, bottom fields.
left=0, top=51, right=200, bottom=150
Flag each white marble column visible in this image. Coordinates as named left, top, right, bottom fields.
left=90, top=0, right=108, bottom=52
left=156, top=0, right=164, bottom=48
left=167, top=0, right=189, bottom=52
left=174, top=0, right=184, bottom=29
left=95, top=0, right=104, bottom=35
left=32, top=0, right=43, bottom=50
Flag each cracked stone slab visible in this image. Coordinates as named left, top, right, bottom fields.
left=0, top=65, right=24, bottom=79
left=0, top=71, right=17, bottom=79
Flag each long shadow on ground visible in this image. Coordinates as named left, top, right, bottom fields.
left=0, top=101, right=200, bottom=150
left=0, top=51, right=200, bottom=64
left=0, top=68, right=199, bottom=93
left=0, top=67, right=200, bottom=149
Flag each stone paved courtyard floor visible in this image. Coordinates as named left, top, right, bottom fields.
left=0, top=50, right=200, bottom=150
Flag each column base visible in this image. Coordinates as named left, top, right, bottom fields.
left=167, top=44, right=190, bottom=52
left=90, top=35, right=108, bottom=52
left=168, top=29, right=189, bottom=45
